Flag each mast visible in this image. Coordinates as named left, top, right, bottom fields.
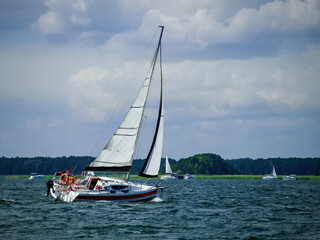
left=139, top=26, right=164, bottom=178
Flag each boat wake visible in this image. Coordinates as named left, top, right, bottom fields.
left=151, top=197, right=163, bottom=203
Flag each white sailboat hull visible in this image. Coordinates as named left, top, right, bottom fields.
left=262, top=175, right=277, bottom=180
left=161, top=174, right=176, bottom=180
left=262, top=163, right=277, bottom=180
left=49, top=177, right=163, bottom=203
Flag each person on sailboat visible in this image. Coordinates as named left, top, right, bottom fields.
left=66, top=168, right=76, bottom=184
left=60, top=168, right=76, bottom=187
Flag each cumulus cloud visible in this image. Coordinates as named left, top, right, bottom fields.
left=164, top=46, right=320, bottom=122
left=70, top=13, right=90, bottom=27
left=64, top=40, right=320, bottom=127
left=1, top=0, right=320, bottom=158
left=67, top=63, right=148, bottom=122
left=28, top=0, right=320, bottom=60
left=68, top=67, right=116, bottom=122
left=33, top=10, right=65, bottom=34
left=222, top=0, right=320, bottom=42
left=31, top=0, right=91, bottom=34
left=95, top=0, right=320, bottom=60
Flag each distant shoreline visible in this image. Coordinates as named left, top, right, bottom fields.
left=1, top=175, right=320, bottom=180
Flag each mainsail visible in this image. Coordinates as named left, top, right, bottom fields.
left=84, top=26, right=164, bottom=174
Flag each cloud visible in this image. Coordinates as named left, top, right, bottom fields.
left=223, top=0, right=320, bottom=41
left=47, top=118, right=63, bottom=127
left=31, top=0, right=91, bottom=34
left=1, top=0, right=320, bottom=159
left=67, top=63, right=148, bottom=122
left=64, top=39, right=320, bottom=128
left=164, top=45, right=320, bottom=122
left=94, top=0, right=320, bottom=62
left=68, top=67, right=114, bottom=122
left=33, top=10, right=64, bottom=34
left=23, top=118, right=43, bottom=131
left=70, top=13, right=90, bottom=27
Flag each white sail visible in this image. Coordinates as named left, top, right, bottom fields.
left=84, top=26, right=164, bottom=173
left=85, top=76, right=152, bottom=171
left=262, top=161, right=277, bottom=180
left=140, top=112, right=164, bottom=176
left=139, top=27, right=164, bottom=178
left=165, top=155, right=173, bottom=174
left=272, top=165, right=277, bottom=177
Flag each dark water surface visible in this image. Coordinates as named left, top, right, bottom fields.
left=1, top=179, right=320, bottom=239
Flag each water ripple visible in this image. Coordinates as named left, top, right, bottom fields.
left=0, top=179, right=320, bottom=239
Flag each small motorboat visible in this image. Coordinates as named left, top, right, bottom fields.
left=28, top=173, right=44, bottom=180
left=283, top=174, right=297, bottom=180
left=184, top=174, right=194, bottom=180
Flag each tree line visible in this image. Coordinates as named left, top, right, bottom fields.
left=228, top=157, right=320, bottom=175
left=0, top=154, right=319, bottom=176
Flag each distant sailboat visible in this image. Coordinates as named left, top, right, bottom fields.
left=46, top=26, right=166, bottom=202
left=161, top=155, right=183, bottom=180
left=262, top=162, right=277, bottom=180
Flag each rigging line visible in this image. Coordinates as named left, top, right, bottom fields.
left=84, top=29, right=161, bottom=157
left=134, top=75, right=155, bottom=159
left=86, top=96, right=123, bottom=158
left=134, top=53, right=160, bottom=159
left=138, top=28, right=160, bottom=67
left=98, top=30, right=161, bottom=161
left=74, top=108, right=119, bottom=169
left=134, top=37, right=162, bottom=160
left=84, top=77, right=133, bottom=158
left=125, top=28, right=160, bottom=107
left=86, top=47, right=152, bottom=158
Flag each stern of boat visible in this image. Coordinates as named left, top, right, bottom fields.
left=46, top=178, right=79, bottom=202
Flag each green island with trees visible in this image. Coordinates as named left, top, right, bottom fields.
left=1, top=153, right=320, bottom=179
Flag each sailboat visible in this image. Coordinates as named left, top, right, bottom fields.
left=161, top=155, right=183, bottom=180
left=46, top=26, right=165, bottom=202
left=262, top=161, right=277, bottom=180
left=161, top=155, right=176, bottom=180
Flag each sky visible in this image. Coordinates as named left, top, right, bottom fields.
left=0, top=0, right=319, bottom=160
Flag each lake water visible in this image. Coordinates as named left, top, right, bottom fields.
left=1, top=179, right=320, bottom=239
